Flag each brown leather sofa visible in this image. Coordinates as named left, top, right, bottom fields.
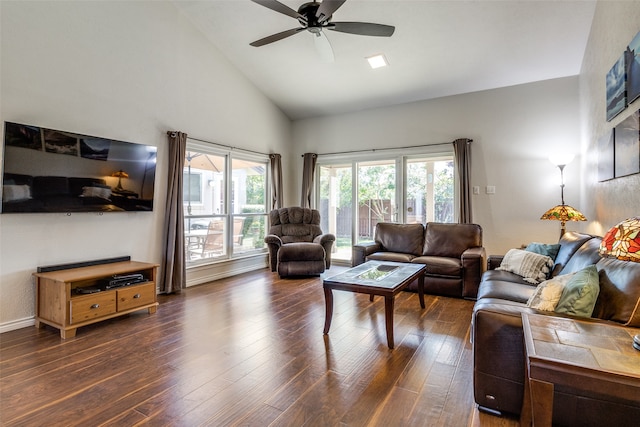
left=472, top=231, right=640, bottom=426
left=265, top=207, right=335, bottom=277
left=353, top=222, right=486, bottom=298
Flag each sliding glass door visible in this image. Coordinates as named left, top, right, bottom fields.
left=356, top=159, right=397, bottom=242
left=317, top=150, right=454, bottom=264
left=318, top=164, right=353, bottom=263
left=405, top=157, right=455, bottom=224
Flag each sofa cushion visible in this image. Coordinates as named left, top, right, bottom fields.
left=593, top=257, right=640, bottom=326
left=558, top=237, right=603, bottom=275
left=476, top=279, right=536, bottom=303
left=269, top=207, right=323, bottom=243
left=367, top=251, right=416, bottom=263
left=375, top=222, right=424, bottom=256
left=423, top=222, right=482, bottom=257
left=525, top=242, right=561, bottom=260
left=526, top=273, right=576, bottom=311
left=552, top=232, right=598, bottom=276
left=495, top=249, right=554, bottom=284
left=274, top=206, right=319, bottom=225
left=280, top=224, right=315, bottom=243
left=32, top=176, right=70, bottom=197
left=411, top=255, right=461, bottom=277
left=554, top=265, right=600, bottom=317
left=68, top=177, right=107, bottom=196
left=278, top=242, right=325, bottom=262
left=481, top=269, right=532, bottom=285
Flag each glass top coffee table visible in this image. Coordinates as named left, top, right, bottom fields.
left=322, top=260, right=426, bottom=349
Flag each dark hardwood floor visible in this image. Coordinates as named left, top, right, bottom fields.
left=0, top=267, right=519, bottom=426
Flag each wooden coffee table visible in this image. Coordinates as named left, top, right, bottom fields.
left=322, top=261, right=425, bottom=349
left=520, top=312, right=640, bottom=426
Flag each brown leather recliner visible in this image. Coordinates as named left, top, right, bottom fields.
left=264, top=207, right=335, bottom=277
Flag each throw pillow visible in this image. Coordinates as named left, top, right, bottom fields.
left=525, top=242, right=561, bottom=261
left=2, top=184, right=32, bottom=202
left=496, top=248, right=555, bottom=284
left=554, top=265, right=600, bottom=318
left=80, top=186, right=111, bottom=201
left=526, top=273, right=576, bottom=311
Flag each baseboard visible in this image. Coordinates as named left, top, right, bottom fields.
left=0, top=316, right=35, bottom=334
left=186, top=256, right=268, bottom=287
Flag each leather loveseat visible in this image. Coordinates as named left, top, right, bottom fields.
left=472, top=231, right=640, bottom=426
left=353, top=222, right=486, bottom=299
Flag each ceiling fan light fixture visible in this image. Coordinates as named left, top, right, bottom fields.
left=366, top=54, right=388, bottom=69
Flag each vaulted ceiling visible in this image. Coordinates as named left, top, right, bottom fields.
left=173, top=1, right=597, bottom=120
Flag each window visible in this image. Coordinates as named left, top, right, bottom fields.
left=183, top=171, right=202, bottom=204
left=183, top=142, right=268, bottom=265
left=317, top=148, right=455, bottom=263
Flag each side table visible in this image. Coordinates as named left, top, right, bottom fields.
left=520, top=312, right=640, bottom=426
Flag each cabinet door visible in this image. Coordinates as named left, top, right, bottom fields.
left=117, top=283, right=155, bottom=311
left=70, top=292, right=117, bottom=324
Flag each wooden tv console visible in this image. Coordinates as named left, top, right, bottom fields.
left=33, top=260, right=159, bottom=338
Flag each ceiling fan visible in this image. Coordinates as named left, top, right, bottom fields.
left=249, top=0, right=395, bottom=62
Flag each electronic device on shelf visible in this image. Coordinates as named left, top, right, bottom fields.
left=99, top=273, right=147, bottom=290
left=75, top=287, right=102, bottom=294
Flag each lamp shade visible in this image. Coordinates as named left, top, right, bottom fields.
left=540, top=204, right=587, bottom=223
left=599, top=217, right=640, bottom=262
left=112, top=170, right=129, bottom=179
left=112, top=170, right=129, bottom=191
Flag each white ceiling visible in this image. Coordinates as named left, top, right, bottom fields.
left=173, top=0, right=597, bottom=120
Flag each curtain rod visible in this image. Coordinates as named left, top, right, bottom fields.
left=302, top=140, right=472, bottom=157
left=187, top=136, right=269, bottom=157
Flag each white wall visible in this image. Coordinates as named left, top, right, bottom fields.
left=579, top=1, right=640, bottom=235
left=0, top=1, right=291, bottom=330
left=292, top=77, right=583, bottom=255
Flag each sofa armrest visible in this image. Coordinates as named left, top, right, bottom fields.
left=487, top=255, right=504, bottom=270
left=314, top=233, right=335, bottom=246
left=264, top=234, right=283, bottom=272
left=472, top=303, right=528, bottom=415
left=461, top=246, right=486, bottom=299
left=352, top=241, right=382, bottom=266
left=314, top=233, right=336, bottom=268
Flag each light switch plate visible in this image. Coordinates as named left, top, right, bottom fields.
left=486, top=186, right=496, bottom=194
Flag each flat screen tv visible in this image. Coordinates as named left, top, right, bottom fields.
left=2, top=122, right=157, bottom=213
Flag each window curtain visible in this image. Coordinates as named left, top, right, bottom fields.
left=300, top=153, right=317, bottom=208
left=453, top=138, right=473, bottom=224
left=159, top=131, right=187, bottom=294
left=269, top=153, right=283, bottom=210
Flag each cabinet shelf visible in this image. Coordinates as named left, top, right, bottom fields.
left=33, top=261, right=159, bottom=338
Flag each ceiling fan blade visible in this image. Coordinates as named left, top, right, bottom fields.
left=250, top=0, right=302, bottom=19
left=313, top=31, right=335, bottom=62
left=250, top=28, right=304, bottom=47
left=329, top=22, right=395, bottom=37
left=316, top=0, right=347, bottom=22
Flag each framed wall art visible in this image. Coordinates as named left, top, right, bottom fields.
left=614, top=109, right=640, bottom=178
left=626, top=30, right=640, bottom=104
left=607, top=54, right=627, bottom=121
left=597, top=129, right=614, bottom=181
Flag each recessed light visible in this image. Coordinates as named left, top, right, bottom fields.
left=366, top=54, right=388, bottom=69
